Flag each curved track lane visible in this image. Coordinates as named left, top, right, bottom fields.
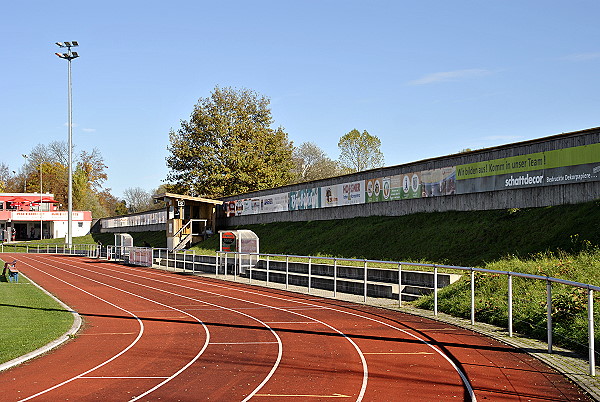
left=0, top=254, right=590, bottom=401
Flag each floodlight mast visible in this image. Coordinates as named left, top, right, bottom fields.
left=55, top=41, right=79, bottom=248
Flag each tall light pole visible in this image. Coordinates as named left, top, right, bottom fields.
left=55, top=41, right=79, bottom=248
left=39, top=162, right=44, bottom=240
left=22, top=154, right=27, bottom=192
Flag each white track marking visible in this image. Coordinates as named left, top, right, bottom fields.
left=15, top=256, right=210, bottom=402
left=52, top=258, right=369, bottom=401
left=95, top=260, right=477, bottom=401
left=22, top=255, right=282, bottom=402
left=16, top=261, right=145, bottom=401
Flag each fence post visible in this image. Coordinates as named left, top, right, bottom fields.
left=471, top=269, right=475, bottom=325
left=248, top=254, right=252, bottom=284
left=434, top=265, right=438, bottom=316
left=589, top=288, right=596, bottom=376
left=547, top=280, right=553, bottom=354
left=508, top=273, right=513, bottom=337
left=364, top=259, right=368, bottom=303
left=398, top=263, right=402, bottom=307
left=286, top=256, right=289, bottom=290
left=308, top=257, right=312, bottom=294
left=266, top=255, right=270, bottom=285
left=334, top=258, right=338, bottom=298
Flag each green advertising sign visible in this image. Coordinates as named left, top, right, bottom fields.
left=456, top=143, right=600, bottom=180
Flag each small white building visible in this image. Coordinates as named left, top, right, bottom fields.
left=0, top=193, right=92, bottom=241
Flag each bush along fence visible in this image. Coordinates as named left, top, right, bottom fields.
left=3, top=244, right=598, bottom=377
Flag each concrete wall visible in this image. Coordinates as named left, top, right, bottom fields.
left=220, top=127, right=600, bottom=226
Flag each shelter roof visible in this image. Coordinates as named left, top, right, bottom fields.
left=153, top=193, right=223, bottom=205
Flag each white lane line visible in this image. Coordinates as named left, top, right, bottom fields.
left=16, top=259, right=146, bottom=402
left=17, top=255, right=210, bottom=402
left=210, top=342, right=280, bottom=345
left=110, top=264, right=477, bottom=401
left=81, top=376, right=170, bottom=379
left=42, top=256, right=283, bottom=402
left=209, top=279, right=478, bottom=401
left=264, top=321, right=318, bottom=324
left=363, top=352, right=434, bottom=355
left=81, top=262, right=369, bottom=402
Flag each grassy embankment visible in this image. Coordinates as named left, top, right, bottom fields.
left=0, top=264, right=74, bottom=365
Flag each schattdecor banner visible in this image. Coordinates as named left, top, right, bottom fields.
left=455, top=143, right=600, bottom=193
left=223, top=142, right=600, bottom=217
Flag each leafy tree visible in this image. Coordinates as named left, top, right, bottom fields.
left=97, top=189, right=122, bottom=217
left=291, top=142, right=342, bottom=183
left=114, top=200, right=128, bottom=216
left=166, top=86, right=294, bottom=198
left=18, top=141, right=110, bottom=216
left=338, top=129, right=384, bottom=172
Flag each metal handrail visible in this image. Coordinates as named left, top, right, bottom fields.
left=213, top=250, right=598, bottom=376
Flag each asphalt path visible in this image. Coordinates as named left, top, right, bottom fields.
left=0, top=254, right=590, bottom=401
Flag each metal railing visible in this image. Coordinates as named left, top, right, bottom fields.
left=5, top=244, right=595, bottom=376
left=211, top=251, right=599, bottom=377
left=0, top=243, right=100, bottom=258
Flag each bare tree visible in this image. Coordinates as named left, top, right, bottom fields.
left=291, top=142, right=342, bottom=183
left=123, top=187, right=153, bottom=213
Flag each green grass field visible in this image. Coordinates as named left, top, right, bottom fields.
left=0, top=265, right=74, bottom=365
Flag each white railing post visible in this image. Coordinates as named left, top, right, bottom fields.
left=334, top=258, right=338, bottom=298
left=364, top=259, right=368, bottom=303
left=248, top=254, right=252, bottom=284
left=471, top=269, right=475, bottom=325
left=215, top=251, right=218, bottom=278
left=547, top=280, right=553, bottom=354
left=285, top=256, right=289, bottom=290
left=398, top=263, right=402, bottom=307
left=266, top=255, right=270, bottom=285
left=589, top=288, right=596, bottom=376
left=434, top=265, right=438, bottom=316
left=308, top=257, right=312, bottom=294
left=508, top=274, right=513, bottom=337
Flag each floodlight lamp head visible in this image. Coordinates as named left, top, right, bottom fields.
left=55, top=42, right=65, bottom=47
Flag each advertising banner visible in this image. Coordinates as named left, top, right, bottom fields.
left=260, top=192, right=289, bottom=213
left=289, top=187, right=321, bottom=211
left=421, top=167, right=456, bottom=197
left=321, top=184, right=340, bottom=208
left=456, top=143, right=600, bottom=193
left=340, top=181, right=365, bottom=205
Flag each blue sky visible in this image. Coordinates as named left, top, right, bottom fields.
left=2, top=1, right=599, bottom=198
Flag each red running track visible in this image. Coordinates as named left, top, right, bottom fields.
left=0, top=253, right=590, bottom=401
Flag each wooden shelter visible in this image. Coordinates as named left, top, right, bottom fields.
left=153, top=193, right=222, bottom=251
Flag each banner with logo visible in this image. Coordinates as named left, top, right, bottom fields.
left=455, top=143, right=600, bottom=193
